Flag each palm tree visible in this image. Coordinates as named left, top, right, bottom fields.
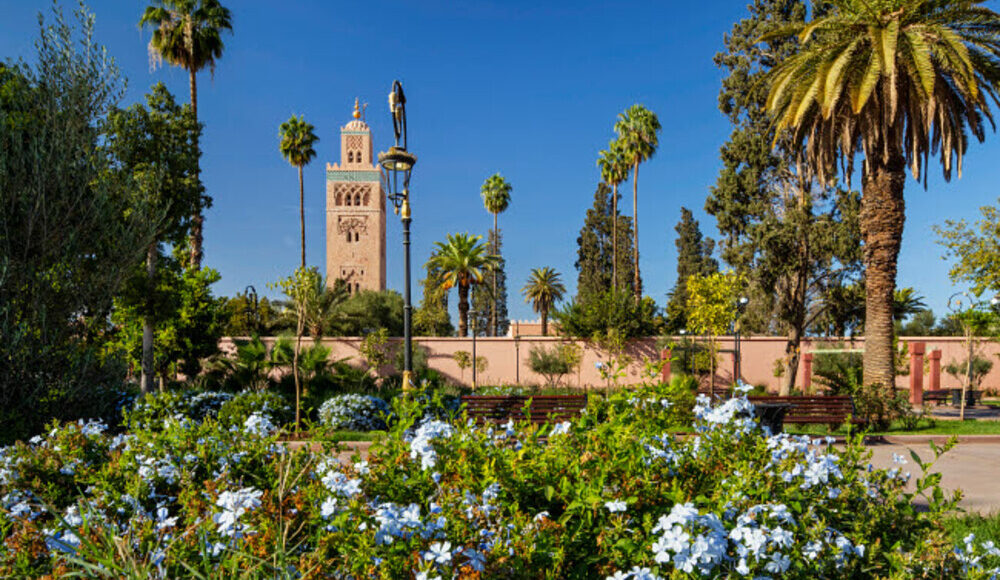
left=141, top=0, right=233, bottom=269
left=480, top=173, right=512, bottom=337
left=765, top=0, right=1000, bottom=388
left=430, top=233, right=499, bottom=337
left=597, top=140, right=629, bottom=292
left=614, top=104, right=661, bottom=301
left=279, top=115, right=319, bottom=269
left=522, top=267, right=566, bottom=336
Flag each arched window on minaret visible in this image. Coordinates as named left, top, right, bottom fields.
left=345, top=195, right=351, bottom=206
left=345, top=232, right=351, bottom=243
left=354, top=232, right=359, bottom=242
left=348, top=151, right=353, bottom=163
left=354, top=193, right=361, bottom=205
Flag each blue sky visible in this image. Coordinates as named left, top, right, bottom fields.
left=2, top=0, right=996, bottom=323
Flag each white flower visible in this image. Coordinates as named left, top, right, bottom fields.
left=423, top=541, right=453, bottom=565
left=244, top=413, right=275, bottom=436
left=549, top=421, right=571, bottom=436
left=604, top=500, right=627, bottom=513
left=213, top=487, right=263, bottom=538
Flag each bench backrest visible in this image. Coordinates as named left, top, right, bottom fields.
left=461, top=395, right=588, bottom=423
left=747, top=395, right=856, bottom=421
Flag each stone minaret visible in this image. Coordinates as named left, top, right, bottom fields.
left=326, top=100, right=386, bottom=293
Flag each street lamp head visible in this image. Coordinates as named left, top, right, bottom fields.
left=738, top=297, right=749, bottom=306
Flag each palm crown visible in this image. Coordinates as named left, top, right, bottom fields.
left=522, top=267, right=566, bottom=336
left=766, top=0, right=1000, bottom=185
left=431, top=233, right=499, bottom=337
left=615, top=105, right=661, bottom=167
left=480, top=173, right=512, bottom=216
left=279, top=116, right=319, bottom=168
left=431, top=233, right=498, bottom=291
left=141, top=0, right=232, bottom=78
left=597, top=140, right=629, bottom=187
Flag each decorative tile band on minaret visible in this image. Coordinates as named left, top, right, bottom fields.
left=325, top=99, right=386, bottom=293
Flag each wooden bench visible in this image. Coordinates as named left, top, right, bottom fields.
left=460, top=395, right=588, bottom=424
left=748, top=395, right=864, bottom=427
left=923, top=390, right=950, bottom=405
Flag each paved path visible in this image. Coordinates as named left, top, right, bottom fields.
left=864, top=437, right=1000, bottom=514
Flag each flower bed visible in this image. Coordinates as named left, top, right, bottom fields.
left=318, top=393, right=393, bottom=431
left=0, top=384, right=998, bottom=578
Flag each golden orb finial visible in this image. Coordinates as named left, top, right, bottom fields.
left=352, top=98, right=361, bottom=119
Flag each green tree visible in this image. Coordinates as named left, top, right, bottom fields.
left=414, top=256, right=453, bottom=336
left=556, top=291, right=662, bottom=341
left=521, top=267, right=566, bottom=337
left=430, top=233, right=499, bottom=337
left=480, top=173, right=512, bottom=336
left=765, top=0, right=1000, bottom=388
left=109, top=257, right=224, bottom=384
left=936, top=198, right=1000, bottom=297
left=709, top=0, right=863, bottom=394
left=279, top=115, right=319, bottom=269
left=666, top=208, right=719, bottom=332
left=104, top=83, right=202, bottom=393
left=597, top=139, right=630, bottom=292
left=0, top=6, right=161, bottom=442
left=575, top=183, right=635, bottom=305
left=687, top=271, right=745, bottom=393
left=141, top=0, right=233, bottom=268
left=329, top=290, right=404, bottom=337
left=359, top=327, right=394, bottom=381
left=471, top=230, right=509, bottom=337
left=614, top=104, right=661, bottom=301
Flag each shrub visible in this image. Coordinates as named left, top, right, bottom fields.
left=1, top=385, right=995, bottom=578
left=812, top=343, right=863, bottom=394
left=944, top=355, right=994, bottom=389
left=216, top=390, right=293, bottom=429
left=318, top=394, right=392, bottom=431
left=527, top=344, right=574, bottom=386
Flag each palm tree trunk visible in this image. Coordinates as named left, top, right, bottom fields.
left=541, top=306, right=548, bottom=337
left=140, top=243, right=157, bottom=395
left=458, top=284, right=470, bottom=337
left=294, top=318, right=303, bottom=429
left=188, top=67, right=204, bottom=269
left=861, top=156, right=906, bottom=389
left=491, top=213, right=497, bottom=337
left=632, top=162, right=641, bottom=302
left=612, top=183, right=618, bottom=293
left=299, top=165, right=306, bottom=268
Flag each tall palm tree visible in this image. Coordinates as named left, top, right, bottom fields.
left=279, top=115, right=319, bottom=269
left=597, top=140, right=629, bottom=293
left=141, top=0, right=233, bottom=269
left=766, top=0, right=1000, bottom=388
left=480, top=173, right=512, bottom=337
left=614, top=104, right=661, bottom=301
left=522, top=267, right=566, bottom=336
left=430, top=233, right=499, bottom=337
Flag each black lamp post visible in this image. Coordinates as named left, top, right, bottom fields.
left=471, top=308, right=478, bottom=390
left=378, top=81, right=418, bottom=391
left=244, top=285, right=258, bottom=336
left=734, top=296, right=749, bottom=385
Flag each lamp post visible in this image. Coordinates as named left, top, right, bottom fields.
left=734, top=296, right=749, bottom=386
left=471, top=308, right=478, bottom=390
left=244, top=285, right=258, bottom=336
left=378, top=81, right=418, bottom=391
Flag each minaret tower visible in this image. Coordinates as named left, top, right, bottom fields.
left=326, top=99, right=386, bottom=293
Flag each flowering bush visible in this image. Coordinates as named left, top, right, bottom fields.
left=1, top=384, right=996, bottom=578
left=318, top=393, right=392, bottom=431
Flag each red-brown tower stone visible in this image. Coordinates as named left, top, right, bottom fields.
left=326, top=100, right=386, bottom=293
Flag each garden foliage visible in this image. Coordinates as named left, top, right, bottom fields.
left=318, top=394, right=392, bottom=431
left=1, top=382, right=995, bottom=578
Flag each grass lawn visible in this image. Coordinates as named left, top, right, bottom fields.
left=786, top=418, right=1000, bottom=437
left=321, top=429, right=385, bottom=442
left=945, top=511, right=1000, bottom=543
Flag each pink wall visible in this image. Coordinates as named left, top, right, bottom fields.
left=218, top=336, right=1000, bottom=393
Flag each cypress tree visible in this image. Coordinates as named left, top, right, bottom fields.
left=666, top=208, right=718, bottom=332
left=471, top=229, right=509, bottom=336
left=574, top=183, right=635, bottom=305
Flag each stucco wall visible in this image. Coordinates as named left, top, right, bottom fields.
left=218, top=336, right=1000, bottom=393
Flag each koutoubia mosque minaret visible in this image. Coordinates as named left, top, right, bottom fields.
left=325, top=99, right=386, bottom=293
